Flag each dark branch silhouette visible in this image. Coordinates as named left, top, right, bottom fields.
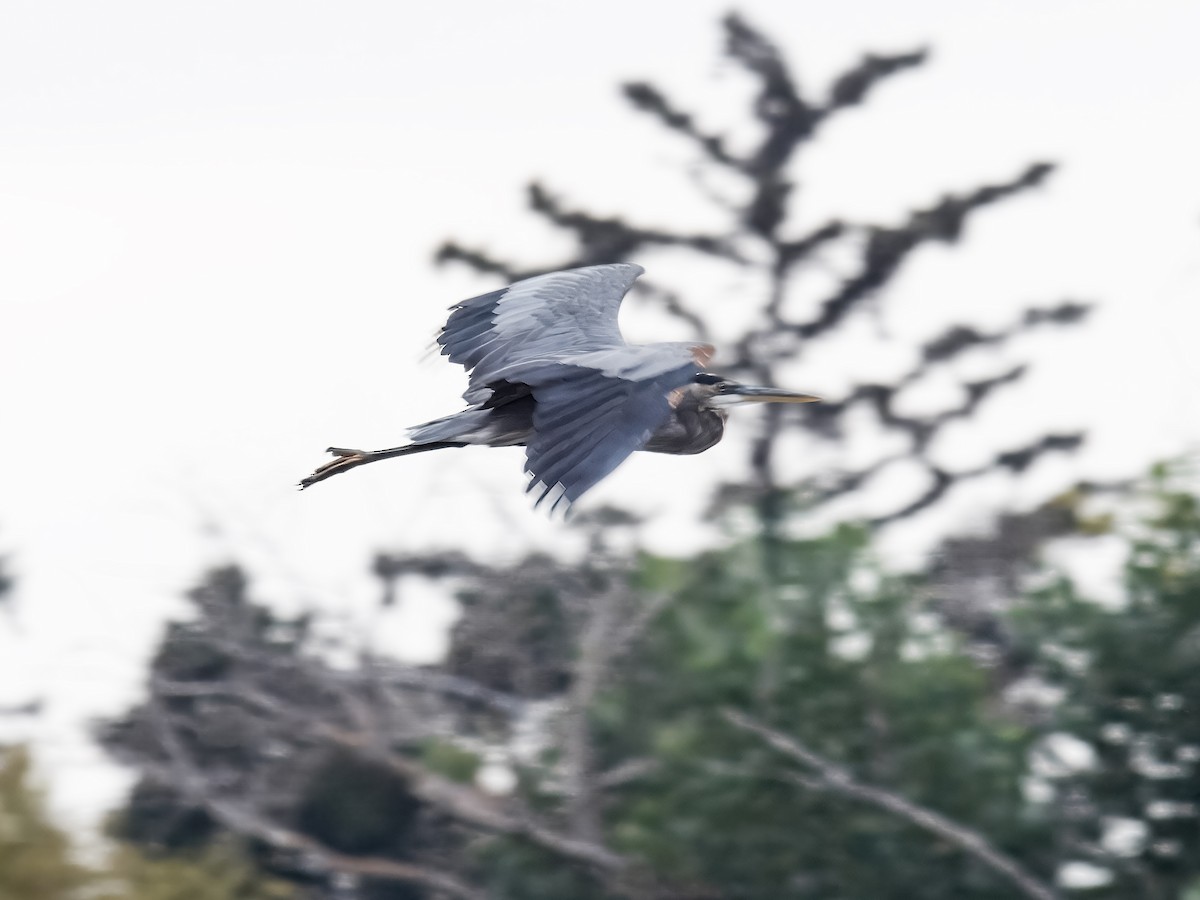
left=436, top=16, right=1082, bottom=523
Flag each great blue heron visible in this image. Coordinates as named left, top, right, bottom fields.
left=299, top=264, right=818, bottom=511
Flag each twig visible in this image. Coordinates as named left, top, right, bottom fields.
left=722, top=708, right=1061, bottom=900
left=370, top=665, right=527, bottom=715
left=597, top=757, right=661, bottom=790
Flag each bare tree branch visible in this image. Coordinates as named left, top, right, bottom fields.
left=825, top=50, right=929, bottom=112
left=776, top=220, right=846, bottom=280
left=144, top=695, right=489, bottom=900
left=433, top=242, right=526, bottom=281
left=722, top=708, right=1062, bottom=900
left=597, top=757, right=661, bottom=790
left=636, top=280, right=712, bottom=342
left=722, top=12, right=818, bottom=169
left=323, top=728, right=628, bottom=872
left=527, top=182, right=737, bottom=263
left=793, top=163, right=1056, bottom=341
left=365, top=664, right=528, bottom=716
left=865, top=434, right=1083, bottom=527
left=622, top=81, right=746, bottom=170
left=150, top=675, right=628, bottom=874
left=922, top=301, right=1092, bottom=364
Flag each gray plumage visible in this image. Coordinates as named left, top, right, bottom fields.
left=300, top=264, right=818, bottom=512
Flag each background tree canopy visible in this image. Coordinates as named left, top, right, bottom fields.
left=4, top=9, right=1198, bottom=900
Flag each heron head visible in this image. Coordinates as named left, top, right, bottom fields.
left=693, top=372, right=821, bottom=409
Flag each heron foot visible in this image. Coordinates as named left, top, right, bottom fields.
left=298, top=448, right=374, bottom=490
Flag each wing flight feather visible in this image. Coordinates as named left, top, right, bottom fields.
left=522, top=348, right=702, bottom=511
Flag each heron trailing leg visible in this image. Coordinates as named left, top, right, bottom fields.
left=298, top=442, right=467, bottom=490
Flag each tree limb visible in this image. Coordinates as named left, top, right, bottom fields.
left=825, top=50, right=928, bottom=112
left=722, top=708, right=1061, bottom=900
left=793, top=163, right=1056, bottom=340
left=622, top=81, right=746, bottom=170
left=152, top=675, right=626, bottom=871
left=144, top=694, right=489, bottom=900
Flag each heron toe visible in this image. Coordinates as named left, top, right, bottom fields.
left=299, top=449, right=372, bottom=489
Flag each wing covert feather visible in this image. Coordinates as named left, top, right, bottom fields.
left=437, top=264, right=644, bottom=402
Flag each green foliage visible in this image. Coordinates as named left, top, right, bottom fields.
left=89, top=472, right=1200, bottom=899
left=1014, top=468, right=1200, bottom=898
left=0, top=746, right=293, bottom=900
left=0, top=746, right=90, bottom=900
left=419, top=738, right=481, bottom=784
left=95, top=844, right=296, bottom=900
left=591, top=525, right=1049, bottom=899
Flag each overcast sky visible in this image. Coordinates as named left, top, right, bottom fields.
left=2, top=0, right=1199, bottom=832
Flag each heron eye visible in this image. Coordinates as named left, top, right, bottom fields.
left=716, top=382, right=728, bottom=393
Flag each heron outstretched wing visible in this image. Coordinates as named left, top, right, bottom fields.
left=438, top=264, right=644, bottom=404
left=519, top=345, right=707, bottom=511
left=437, top=264, right=715, bottom=509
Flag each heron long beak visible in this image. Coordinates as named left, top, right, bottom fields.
left=716, top=384, right=821, bottom=406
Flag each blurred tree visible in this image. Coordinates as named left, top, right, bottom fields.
left=1011, top=465, right=1200, bottom=900
left=0, top=745, right=91, bottom=900
left=431, top=12, right=1113, bottom=722
left=452, top=526, right=1062, bottom=900
left=98, top=516, right=1106, bottom=899
left=437, top=12, right=1089, bottom=530
left=100, top=559, right=651, bottom=900
left=99, top=567, right=478, bottom=899
left=95, top=843, right=297, bottom=900
left=97, top=12, right=1146, bottom=900
left=0, top=744, right=293, bottom=900
left=433, top=11, right=1128, bottom=725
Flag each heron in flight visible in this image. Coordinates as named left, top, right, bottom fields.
left=300, top=264, right=818, bottom=512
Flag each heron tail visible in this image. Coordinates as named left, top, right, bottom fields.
left=406, top=408, right=497, bottom=444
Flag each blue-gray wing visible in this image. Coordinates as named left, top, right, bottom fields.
left=521, top=345, right=701, bottom=513
left=437, top=264, right=643, bottom=404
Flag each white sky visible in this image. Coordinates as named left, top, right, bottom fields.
left=1, top=0, right=1199, bottom=834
